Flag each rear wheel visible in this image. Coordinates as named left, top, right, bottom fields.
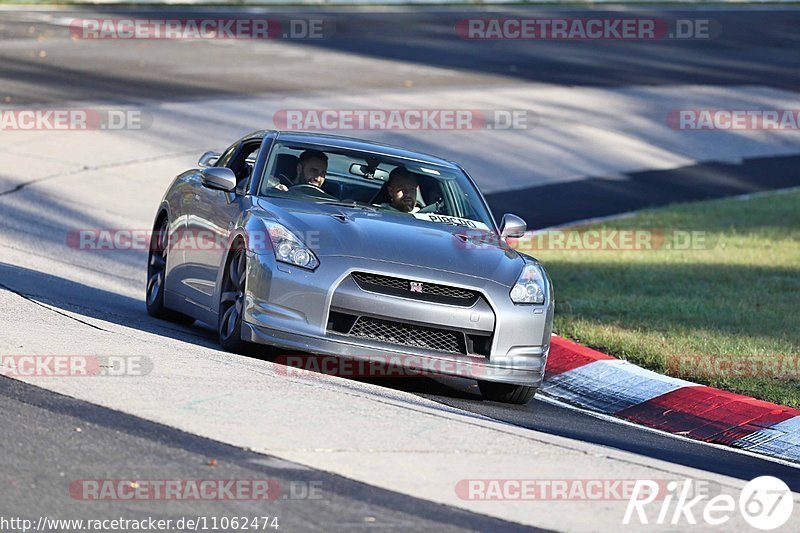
left=218, top=244, right=249, bottom=352
left=478, top=381, right=537, bottom=404
left=146, top=216, right=194, bottom=325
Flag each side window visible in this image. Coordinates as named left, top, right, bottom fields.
left=228, top=142, right=261, bottom=192
left=260, top=145, right=303, bottom=194
left=215, top=143, right=238, bottom=169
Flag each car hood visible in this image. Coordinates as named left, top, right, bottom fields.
left=253, top=197, right=525, bottom=285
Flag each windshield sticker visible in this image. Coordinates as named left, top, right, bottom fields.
left=413, top=213, right=490, bottom=231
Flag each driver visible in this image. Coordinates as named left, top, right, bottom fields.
left=381, top=166, right=420, bottom=213
left=271, top=149, right=329, bottom=192
left=294, top=149, right=328, bottom=189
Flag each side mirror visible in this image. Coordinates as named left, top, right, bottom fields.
left=500, top=213, right=527, bottom=239
left=200, top=167, right=237, bottom=192
left=198, top=151, right=221, bottom=168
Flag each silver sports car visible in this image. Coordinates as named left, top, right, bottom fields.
left=146, top=131, right=553, bottom=404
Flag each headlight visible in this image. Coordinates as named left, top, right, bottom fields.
left=265, top=222, right=319, bottom=270
left=510, top=263, right=546, bottom=304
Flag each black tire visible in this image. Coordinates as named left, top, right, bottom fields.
left=218, top=244, right=249, bottom=353
left=146, top=216, right=195, bottom=325
left=478, top=381, right=537, bottom=404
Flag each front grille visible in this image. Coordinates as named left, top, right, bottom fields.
left=327, top=312, right=492, bottom=357
left=351, top=272, right=477, bottom=305
left=349, top=316, right=466, bottom=354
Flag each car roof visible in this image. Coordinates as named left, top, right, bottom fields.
left=265, top=130, right=460, bottom=169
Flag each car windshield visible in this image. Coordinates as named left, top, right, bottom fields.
left=258, top=141, right=496, bottom=231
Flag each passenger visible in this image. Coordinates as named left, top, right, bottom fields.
left=381, top=166, right=420, bottom=213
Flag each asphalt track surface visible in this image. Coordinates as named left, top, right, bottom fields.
left=0, top=377, right=537, bottom=532
left=2, top=5, right=800, bottom=531
left=2, top=8, right=800, bottom=102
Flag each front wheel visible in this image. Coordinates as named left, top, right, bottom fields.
left=478, top=381, right=537, bottom=404
left=218, top=245, right=249, bottom=352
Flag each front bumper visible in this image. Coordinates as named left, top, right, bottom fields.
left=242, top=252, right=553, bottom=386
left=243, top=322, right=547, bottom=385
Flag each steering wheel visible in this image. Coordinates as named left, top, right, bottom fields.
left=276, top=173, right=294, bottom=188
left=289, top=183, right=336, bottom=199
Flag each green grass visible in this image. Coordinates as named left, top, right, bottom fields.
left=515, top=189, right=800, bottom=407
